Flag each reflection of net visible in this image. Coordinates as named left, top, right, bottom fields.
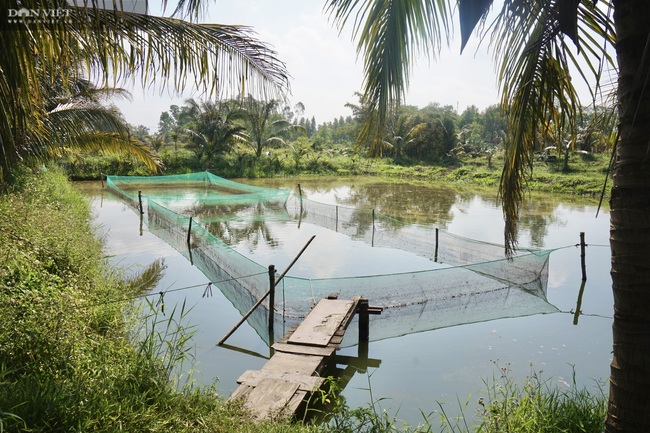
left=107, top=173, right=557, bottom=346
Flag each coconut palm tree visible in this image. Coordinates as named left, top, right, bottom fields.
left=43, top=75, right=161, bottom=171
left=1, top=0, right=289, bottom=183
left=182, top=98, right=248, bottom=165
left=325, top=0, right=650, bottom=431
left=241, top=96, right=304, bottom=157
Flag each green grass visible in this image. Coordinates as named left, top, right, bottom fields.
left=62, top=148, right=612, bottom=202
left=0, top=167, right=318, bottom=432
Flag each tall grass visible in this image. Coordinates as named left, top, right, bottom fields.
left=320, top=364, right=606, bottom=433
left=0, top=168, right=314, bottom=432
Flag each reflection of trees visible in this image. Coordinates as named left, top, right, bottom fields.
left=518, top=201, right=564, bottom=248
left=336, top=181, right=456, bottom=227
left=193, top=178, right=596, bottom=249
left=452, top=193, right=565, bottom=248
left=186, top=200, right=284, bottom=251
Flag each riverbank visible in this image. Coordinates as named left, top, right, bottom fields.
left=65, top=150, right=612, bottom=202
left=0, top=168, right=607, bottom=432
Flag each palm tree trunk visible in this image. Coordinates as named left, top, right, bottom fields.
left=607, top=1, right=650, bottom=431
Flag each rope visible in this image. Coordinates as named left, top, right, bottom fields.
left=80, top=271, right=268, bottom=309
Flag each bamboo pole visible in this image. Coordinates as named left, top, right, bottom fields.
left=217, top=235, right=316, bottom=346
left=138, top=191, right=144, bottom=215
left=187, top=217, right=193, bottom=245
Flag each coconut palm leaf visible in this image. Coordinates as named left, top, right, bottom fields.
left=327, top=0, right=615, bottom=254
left=488, top=0, right=615, bottom=253
left=326, top=0, right=452, bottom=155
left=1, top=0, right=289, bottom=182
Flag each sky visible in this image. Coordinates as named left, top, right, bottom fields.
left=114, top=1, right=504, bottom=133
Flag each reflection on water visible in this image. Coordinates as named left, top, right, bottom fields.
left=78, top=177, right=613, bottom=428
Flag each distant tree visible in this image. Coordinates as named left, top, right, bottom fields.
left=241, top=97, right=304, bottom=157
left=182, top=98, right=247, bottom=164
left=458, top=105, right=480, bottom=128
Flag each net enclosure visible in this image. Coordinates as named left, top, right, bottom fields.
left=106, top=172, right=557, bottom=345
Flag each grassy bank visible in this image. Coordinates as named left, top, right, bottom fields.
left=64, top=149, right=612, bottom=201
left=0, top=168, right=607, bottom=432
left=0, top=168, right=317, bottom=432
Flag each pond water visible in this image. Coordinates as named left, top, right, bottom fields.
left=78, top=176, right=613, bottom=428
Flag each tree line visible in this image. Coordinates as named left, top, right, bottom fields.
left=137, top=93, right=616, bottom=173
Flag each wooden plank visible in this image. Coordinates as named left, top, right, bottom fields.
left=272, top=341, right=337, bottom=357
left=288, top=299, right=355, bottom=346
left=229, top=384, right=253, bottom=402
left=242, top=378, right=300, bottom=420
left=262, top=352, right=325, bottom=375
left=236, top=369, right=324, bottom=391
left=284, top=390, right=308, bottom=419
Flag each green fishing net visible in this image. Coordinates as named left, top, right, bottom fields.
left=107, top=172, right=557, bottom=345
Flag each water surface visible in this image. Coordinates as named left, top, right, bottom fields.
left=79, top=177, right=612, bottom=427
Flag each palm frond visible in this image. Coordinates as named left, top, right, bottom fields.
left=325, top=0, right=452, bottom=155
left=488, top=0, right=615, bottom=255
left=1, top=1, right=289, bottom=182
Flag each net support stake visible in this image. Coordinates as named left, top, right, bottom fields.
left=358, top=298, right=369, bottom=341
left=100, top=172, right=104, bottom=188
left=187, top=217, right=193, bottom=245
left=217, top=235, right=316, bottom=346
left=268, top=265, right=276, bottom=338
left=138, top=191, right=144, bottom=215
left=372, top=209, right=375, bottom=247
left=434, top=228, right=439, bottom=262
left=336, top=206, right=339, bottom=232
left=580, top=232, right=587, bottom=281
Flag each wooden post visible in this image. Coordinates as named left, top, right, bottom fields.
left=268, top=265, right=276, bottom=337
left=336, top=205, right=339, bottom=232
left=434, top=228, right=439, bottom=262
left=297, top=183, right=303, bottom=220
left=100, top=172, right=104, bottom=188
left=138, top=191, right=144, bottom=215
left=371, top=210, right=375, bottom=247
left=358, top=298, right=369, bottom=341
left=580, top=232, right=587, bottom=281
left=187, top=217, right=193, bottom=245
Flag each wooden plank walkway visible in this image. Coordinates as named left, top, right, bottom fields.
left=228, top=296, right=368, bottom=421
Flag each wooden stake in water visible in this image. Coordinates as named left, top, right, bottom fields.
left=358, top=298, right=369, bottom=341
left=434, top=228, right=439, bottom=262
left=138, top=191, right=144, bottom=215
left=580, top=232, right=587, bottom=281
left=372, top=209, right=375, bottom=247
left=187, top=217, right=193, bottom=245
left=268, top=264, right=276, bottom=338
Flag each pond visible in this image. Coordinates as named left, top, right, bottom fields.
left=78, top=176, right=613, bottom=427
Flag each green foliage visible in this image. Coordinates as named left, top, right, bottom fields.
left=475, top=364, right=607, bottom=433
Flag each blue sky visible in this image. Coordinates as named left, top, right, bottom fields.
left=114, top=1, right=504, bottom=132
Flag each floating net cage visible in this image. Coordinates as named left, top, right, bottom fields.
left=106, top=172, right=557, bottom=346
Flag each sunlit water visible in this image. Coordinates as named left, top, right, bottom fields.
left=78, top=177, right=613, bottom=428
